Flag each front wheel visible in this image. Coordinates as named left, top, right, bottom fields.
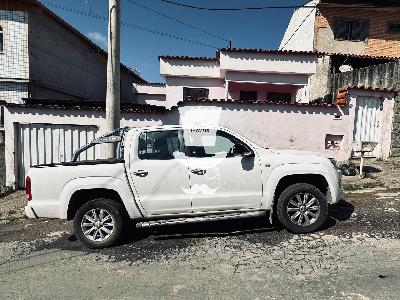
left=276, top=183, right=328, bottom=234
left=73, top=198, right=126, bottom=248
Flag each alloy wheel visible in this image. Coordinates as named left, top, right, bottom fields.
left=286, top=193, right=321, bottom=226
left=81, top=208, right=115, bottom=242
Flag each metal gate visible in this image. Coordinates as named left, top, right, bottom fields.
left=353, top=96, right=382, bottom=157
left=16, top=123, right=99, bottom=187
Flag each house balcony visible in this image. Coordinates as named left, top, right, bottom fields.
left=226, top=82, right=308, bottom=103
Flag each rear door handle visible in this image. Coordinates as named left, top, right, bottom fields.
left=133, top=170, right=148, bottom=177
left=191, top=169, right=206, bottom=175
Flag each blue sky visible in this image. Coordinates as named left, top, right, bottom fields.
left=39, top=0, right=306, bottom=82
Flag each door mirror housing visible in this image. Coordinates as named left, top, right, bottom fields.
left=242, top=149, right=255, bottom=157
left=233, top=144, right=254, bottom=157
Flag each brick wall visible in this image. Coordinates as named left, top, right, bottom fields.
left=315, top=6, right=400, bottom=58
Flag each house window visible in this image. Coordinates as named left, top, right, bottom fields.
left=240, top=91, right=257, bottom=101
left=183, top=87, right=209, bottom=100
left=387, top=22, right=400, bottom=34
left=266, top=92, right=291, bottom=103
left=334, top=19, right=369, bottom=42
left=0, top=26, right=3, bottom=52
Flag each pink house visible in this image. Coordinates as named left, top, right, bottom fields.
left=134, top=48, right=319, bottom=108
left=131, top=48, right=396, bottom=163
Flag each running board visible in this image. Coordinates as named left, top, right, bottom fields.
left=136, top=211, right=266, bottom=229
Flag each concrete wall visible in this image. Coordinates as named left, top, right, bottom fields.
left=219, top=51, right=318, bottom=75
left=180, top=91, right=394, bottom=162
left=28, top=11, right=137, bottom=102
left=279, top=0, right=319, bottom=51
left=136, top=94, right=166, bottom=107
left=165, top=77, right=225, bottom=108
left=309, top=55, right=332, bottom=101
left=4, top=106, right=178, bottom=189
left=227, top=82, right=300, bottom=103
left=160, top=58, right=220, bottom=78
left=179, top=102, right=354, bottom=162
left=4, top=89, right=395, bottom=188
left=133, top=83, right=166, bottom=106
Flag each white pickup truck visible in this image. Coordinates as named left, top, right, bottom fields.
left=25, top=125, right=341, bottom=248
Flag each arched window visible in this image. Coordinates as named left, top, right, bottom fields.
left=0, top=26, right=3, bottom=53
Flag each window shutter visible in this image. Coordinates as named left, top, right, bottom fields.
left=352, top=21, right=369, bottom=41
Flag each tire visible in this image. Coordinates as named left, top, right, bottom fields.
left=73, top=198, right=127, bottom=249
left=276, top=183, right=328, bottom=234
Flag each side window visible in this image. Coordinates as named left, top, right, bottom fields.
left=240, top=91, right=257, bottom=101
left=266, top=92, right=291, bottom=103
left=387, top=21, right=400, bottom=34
left=185, top=130, right=249, bottom=158
left=334, top=19, right=369, bottom=42
left=138, top=130, right=180, bottom=160
left=183, top=87, right=209, bottom=100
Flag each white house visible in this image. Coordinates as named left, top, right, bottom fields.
left=134, top=48, right=319, bottom=108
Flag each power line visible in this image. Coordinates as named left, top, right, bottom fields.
left=126, top=0, right=229, bottom=42
left=279, top=7, right=316, bottom=50
left=39, top=1, right=219, bottom=49
left=159, top=0, right=309, bottom=10
left=159, top=0, right=391, bottom=11
left=83, top=0, right=93, bottom=15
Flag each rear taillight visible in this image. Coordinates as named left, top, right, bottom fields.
left=26, top=176, right=32, bottom=201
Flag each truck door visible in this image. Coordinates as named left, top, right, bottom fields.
left=183, top=129, right=263, bottom=212
left=127, top=130, right=191, bottom=215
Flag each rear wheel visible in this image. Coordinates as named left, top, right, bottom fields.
left=277, top=183, right=328, bottom=234
left=73, top=198, right=126, bottom=248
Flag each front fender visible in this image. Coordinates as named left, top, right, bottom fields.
left=263, top=163, right=341, bottom=210
left=60, top=177, right=143, bottom=219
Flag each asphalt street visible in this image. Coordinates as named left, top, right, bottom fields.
left=0, top=189, right=399, bottom=299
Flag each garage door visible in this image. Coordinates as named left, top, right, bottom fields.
left=16, top=123, right=99, bottom=188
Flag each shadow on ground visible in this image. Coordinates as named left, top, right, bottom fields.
left=64, top=199, right=355, bottom=248
left=29, top=199, right=355, bottom=263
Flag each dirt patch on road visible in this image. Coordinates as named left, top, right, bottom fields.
left=0, top=190, right=71, bottom=242
left=342, top=158, right=400, bottom=191
left=0, top=191, right=27, bottom=224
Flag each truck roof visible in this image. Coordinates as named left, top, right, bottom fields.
left=127, top=124, right=227, bottom=131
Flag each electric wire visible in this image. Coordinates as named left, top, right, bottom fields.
left=126, top=0, right=229, bottom=42
left=39, top=1, right=219, bottom=49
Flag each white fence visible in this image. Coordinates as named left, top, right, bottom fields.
left=16, top=123, right=99, bottom=187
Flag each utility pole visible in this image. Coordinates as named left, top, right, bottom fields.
left=105, top=0, right=121, bottom=158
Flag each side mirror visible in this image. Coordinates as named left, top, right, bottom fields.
left=233, top=144, right=254, bottom=157
left=243, top=150, right=254, bottom=157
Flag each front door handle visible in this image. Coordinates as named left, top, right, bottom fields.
left=133, top=170, right=148, bottom=177
left=191, top=169, right=206, bottom=175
